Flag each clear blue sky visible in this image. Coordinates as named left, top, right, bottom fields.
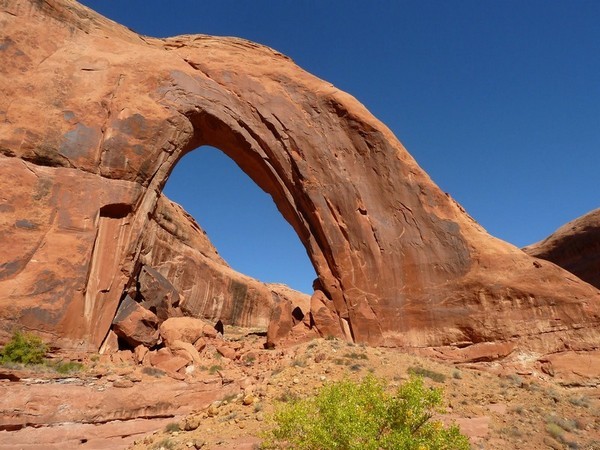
left=79, top=0, right=599, bottom=294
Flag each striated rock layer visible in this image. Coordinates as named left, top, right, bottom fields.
left=524, top=208, right=600, bottom=290
left=0, top=0, right=599, bottom=354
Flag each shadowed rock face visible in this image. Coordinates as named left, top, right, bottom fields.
left=0, top=0, right=598, bottom=353
left=524, top=209, right=600, bottom=289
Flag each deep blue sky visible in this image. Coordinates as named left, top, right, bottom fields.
left=79, top=1, right=599, bottom=293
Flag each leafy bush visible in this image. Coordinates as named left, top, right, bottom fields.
left=262, top=375, right=469, bottom=450
left=0, top=331, right=48, bottom=365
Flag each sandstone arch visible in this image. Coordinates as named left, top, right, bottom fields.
left=1, top=0, right=598, bottom=354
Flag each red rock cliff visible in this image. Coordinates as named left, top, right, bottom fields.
left=524, top=208, right=600, bottom=290
left=0, top=0, right=598, bottom=353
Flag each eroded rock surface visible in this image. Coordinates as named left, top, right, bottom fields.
left=524, top=208, right=600, bottom=289
left=0, top=0, right=599, bottom=356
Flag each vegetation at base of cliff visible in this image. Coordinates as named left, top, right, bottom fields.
left=0, top=331, right=83, bottom=373
left=52, top=360, right=84, bottom=374
left=0, top=331, right=49, bottom=365
left=261, top=374, right=470, bottom=450
left=408, top=365, right=447, bottom=383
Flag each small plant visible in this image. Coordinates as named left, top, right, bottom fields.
left=408, top=366, right=447, bottom=383
left=243, top=354, right=256, bottom=365
left=568, top=395, right=590, bottom=408
left=164, top=422, right=180, bottom=433
left=222, top=411, right=238, bottom=422
left=546, top=422, right=564, bottom=440
left=0, top=331, right=48, bottom=365
left=506, top=373, right=523, bottom=387
left=151, top=438, right=176, bottom=450
left=276, top=391, right=299, bottom=403
left=142, top=366, right=165, bottom=377
left=208, top=364, right=222, bottom=374
left=500, top=426, right=523, bottom=438
left=547, top=415, right=577, bottom=433
left=349, top=363, right=362, bottom=372
left=452, top=369, right=462, bottom=380
left=291, top=357, right=307, bottom=368
left=53, top=360, right=84, bottom=374
left=221, top=393, right=238, bottom=404
left=262, top=375, right=469, bottom=450
left=511, top=405, right=524, bottom=415
left=344, top=351, right=368, bottom=360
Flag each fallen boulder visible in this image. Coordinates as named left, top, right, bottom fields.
left=112, top=296, right=159, bottom=348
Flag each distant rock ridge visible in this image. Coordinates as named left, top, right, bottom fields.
left=523, top=208, right=600, bottom=289
left=0, top=0, right=598, bottom=358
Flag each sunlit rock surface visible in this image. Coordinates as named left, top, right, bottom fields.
left=0, top=0, right=598, bottom=356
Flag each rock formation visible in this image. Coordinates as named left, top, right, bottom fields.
left=1, top=0, right=599, bottom=356
left=524, top=208, right=600, bottom=289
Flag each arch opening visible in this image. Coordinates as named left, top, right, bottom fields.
left=163, top=145, right=317, bottom=294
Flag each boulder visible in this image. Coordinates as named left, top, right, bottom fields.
left=99, top=330, right=120, bottom=355
left=134, top=344, right=149, bottom=364
left=159, top=316, right=211, bottom=346
left=216, top=345, right=237, bottom=361
left=537, top=350, right=600, bottom=386
left=310, top=290, right=347, bottom=340
left=112, top=296, right=159, bottom=348
left=149, top=347, right=189, bottom=374
left=266, top=299, right=294, bottom=348
left=170, top=339, right=202, bottom=365
left=194, top=337, right=208, bottom=352
left=138, top=265, right=181, bottom=321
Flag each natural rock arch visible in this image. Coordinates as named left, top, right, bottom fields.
left=1, top=0, right=598, bottom=354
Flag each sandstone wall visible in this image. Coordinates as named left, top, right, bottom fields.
left=524, top=208, right=600, bottom=290
left=0, top=0, right=598, bottom=353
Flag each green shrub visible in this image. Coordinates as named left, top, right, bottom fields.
left=208, top=364, right=222, bottom=374
left=546, top=422, right=563, bottom=440
left=408, top=366, right=447, bottom=383
left=0, top=331, right=48, bottom=365
left=53, top=360, right=84, bottom=374
left=164, top=422, right=180, bottom=433
left=344, top=351, right=368, bottom=360
left=262, top=375, right=469, bottom=450
left=142, top=366, right=166, bottom=377
left=151, top=438, right=176, bottom=450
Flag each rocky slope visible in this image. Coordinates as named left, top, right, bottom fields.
left=0, top=0, right=599, bottom=358
left=1, top=330, right=598, bottom=450
left=524, top=208, right=600, bottom=289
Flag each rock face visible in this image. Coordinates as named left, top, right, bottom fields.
left=136, top=194, right=283, bottom=329
left=0, top=0, right=599, bottom=354
left=523, top=209, right=600, bottom=289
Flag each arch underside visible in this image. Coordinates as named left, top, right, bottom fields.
left=0, top=0, right=598, bottom=355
